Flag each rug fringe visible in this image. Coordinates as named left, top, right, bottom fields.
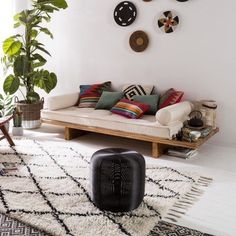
left=163, top=176, right=212, bottom=223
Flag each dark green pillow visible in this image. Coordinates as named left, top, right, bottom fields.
left=95, top=91, right=124, bottom=110
left=133, top=95, right=159, bottom=115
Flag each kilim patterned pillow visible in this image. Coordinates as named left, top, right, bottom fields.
left=111, top=98, right=150, bottom=119
left=158, top=88, right=184, bottom=109
left=122, top=84, right=154, bottom=100
left=78, top=81, right=111, bottom=108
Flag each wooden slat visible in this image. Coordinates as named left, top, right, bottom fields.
left=42, top=119, right=219, bottom=157
left=65, top=127, right=86, bottom=140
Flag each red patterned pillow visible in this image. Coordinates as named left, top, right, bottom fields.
left=111, top=99, right=150, bottom=119
left=78, top=81, right=111, bottom=108
left=158, top=88, right=184, bottom=109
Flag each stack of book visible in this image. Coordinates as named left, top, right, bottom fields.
left=167, top=147, right=198, bottom=159
left=199, top=126, right=213, bottom=137
left=0, top=162, right=18, bottom=175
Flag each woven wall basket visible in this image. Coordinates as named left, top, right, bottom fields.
left=15, top=97, right=44, bottom=129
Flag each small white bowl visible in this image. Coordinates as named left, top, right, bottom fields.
left=189, top=131, right=201, bottom=141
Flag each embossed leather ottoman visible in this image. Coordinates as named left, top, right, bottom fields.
left=90, top=148, right=145, bottom=212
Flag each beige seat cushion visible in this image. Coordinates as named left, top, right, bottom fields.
left=41, top=107, right=183, bottom=139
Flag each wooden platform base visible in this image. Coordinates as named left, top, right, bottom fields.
left=42, top=119, right=219, bottom=158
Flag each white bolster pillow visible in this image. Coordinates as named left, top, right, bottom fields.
left=156, top=101, right=193, bottom=126
left=47, top=92, right=79, bottom=111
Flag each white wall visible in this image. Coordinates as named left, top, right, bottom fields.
left=0, top=0, right=28, bottom=94
left=0, top=0, right=15, bottom=93
left=42, top=0, right=236, bottom=147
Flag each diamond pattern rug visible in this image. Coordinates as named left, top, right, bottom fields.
left=0, top=138, right=212, bottom=236
left=0, top=213, right=213, bottom=236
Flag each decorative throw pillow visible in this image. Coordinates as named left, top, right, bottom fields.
left=110, top=99, right=150, bottom=119
left=95, top=91, right=124, bottom=110
left=78, top=81, right=111, bottom=108
left=158, top=88, right=184, bottom=109
left=122, top=84, right=154, bottom=100
left=133, top=95, right=159, bottom=115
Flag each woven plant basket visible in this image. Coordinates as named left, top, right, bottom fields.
left=15, top=97, right=44, bottom=129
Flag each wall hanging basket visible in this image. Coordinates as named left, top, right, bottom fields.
left=114, top=1, right=137, bottom=27
left=129, top=30, right=149, bottom=52
left=15, top=97, right=44, bottom=129
left=158, top=11, right=180, bottom=33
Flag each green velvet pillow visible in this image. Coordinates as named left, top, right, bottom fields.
left=95, top=91, right=124, bottom=110
left=133, top=95, right=159, bottom=115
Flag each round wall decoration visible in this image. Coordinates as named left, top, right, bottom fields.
left=114, top=1, right=137, bottom=27
left=129, top=30, right=149, bottom=52
left=176, top=0, right=189, bottom=2
left=158, top=11, right=179, bottom=33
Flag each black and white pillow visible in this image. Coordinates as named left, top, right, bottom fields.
left=122, top=84, right=154, bottom=100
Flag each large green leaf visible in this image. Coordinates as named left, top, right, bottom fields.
left=30, top=40, right=44, bottom=48
left=33, top=53, right=47, bottom=62
left=31, top=29, right=38, bottom=38
left=35, top=70, right=57, bottom=93
left=40, top=27, right=53, bottom=38
left=13, top=12, right=21, bottom=21
left=18, top=10, right=28, bottom=24
left=51, top=0, right=68, bottom=9
left=37, top=0, right=68, bottom=9
left=32, top=53, right=47, bottom=68
left=26, top=91, right=40, bottom=103
left=2, top=38, right=22, bottom=56
left=35, top=45, right=51, bottom=56
left=14, top=22, right=21, bottom=28
left=32, top=54, right=47, bottom=68
left=3, top=75, right=20, bottom=95
left=48, top=72, right=57, bottom=92
left=39, top=4, right=58, bottom=12
left=13, top=55, right=28, bottom=76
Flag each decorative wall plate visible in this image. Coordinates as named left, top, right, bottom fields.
left=129, top=30, right=149, bottom=52
left=114, top=1, right=137, bottom=27
left=158, top=11, right=179, bottom=33
left=176, top=0, right=189, bottom=2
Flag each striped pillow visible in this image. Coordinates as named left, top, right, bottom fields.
left=111, top=99, right=150, bottom=119
left=122, top=84, right=154, bottom=100
left=78, top=81, right=111, bottom=108
left=78, top=93, right=101, bottom=108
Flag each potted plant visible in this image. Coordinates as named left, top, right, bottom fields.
left=12, top=107, right=24, bottom=136
left=1, top=0, right=68, bottom=129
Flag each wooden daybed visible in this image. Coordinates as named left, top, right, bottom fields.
left=42, top=118, right=219, bottom=158
left=41, top=92, right=218, bottom=158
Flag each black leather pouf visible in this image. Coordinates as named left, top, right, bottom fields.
left=90, top=148, right=145, bottom=212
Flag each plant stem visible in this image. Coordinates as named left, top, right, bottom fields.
left=25, top=10, right=33, bottom=97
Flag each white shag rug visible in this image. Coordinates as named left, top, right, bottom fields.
left=0, top=139, right=212, bottom=236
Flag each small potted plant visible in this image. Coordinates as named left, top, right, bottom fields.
left=12, top=107, right=23, bottom=136
left=1, top=0, right=68, bottom=129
